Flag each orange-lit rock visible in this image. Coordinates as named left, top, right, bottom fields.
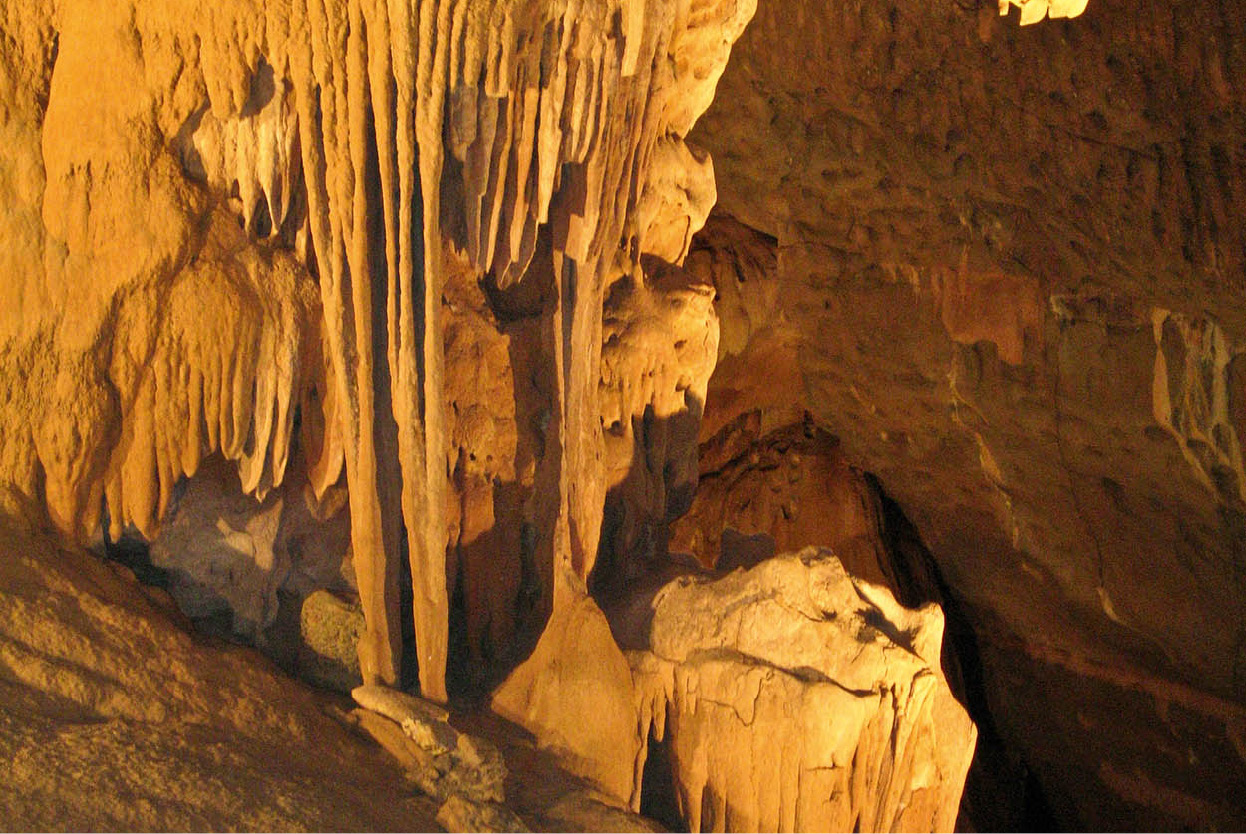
left=624, top=548, right=976, bottom=833
left=0, top=0, right=757, bottom=698
left=690, top=0, right=1246, bottom=825
left=0, top=0, right=755, bottom=804
left=491, top=591, right=642, bottom=805
left=668, top=416, right=892, bottom=582
left=594, top=261, right=720, bottom=592
left=12, top=0, right=1246, bottom=830
left=0, top=514, right=440, bottom=830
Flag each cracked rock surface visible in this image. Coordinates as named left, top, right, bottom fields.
left=621, top=548, right=976, bottom=833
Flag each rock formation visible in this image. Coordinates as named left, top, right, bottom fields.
left=0, top=508, right=663, bottom=831
left=0, top=514, right=442, bottom=830
left=622, top=548, right=976, bottom=833
left=12, top=0, right=1244, bottom=829
left=669, top=415, right=894, bottom=581
left=0, top=0, right=768, bottom=818
left=351, top=683, right=510, bottom=807
left=688, top=0, right=1246, bottom=826
left=1, top=0, right=753, bottom=731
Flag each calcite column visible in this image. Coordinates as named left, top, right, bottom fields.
left=0, top=0, right=755, bottom=769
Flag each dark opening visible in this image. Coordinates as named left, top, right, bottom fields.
left=639, top=730, right=686, bottom=832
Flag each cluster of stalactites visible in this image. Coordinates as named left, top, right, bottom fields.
left=184, top=68, right=313, bottom=261
left=96, top=213, right=337, bottom=544
left=154, top=0, right=755, bottom=697
left=28, top=0, right=753, bottom=703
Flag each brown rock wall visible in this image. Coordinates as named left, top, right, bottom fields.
left=688, top=0, right=1246, bottom=824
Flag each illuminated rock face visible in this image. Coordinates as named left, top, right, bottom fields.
left=1, top=0, right=750, bottom=745
left=0, top=515, right=442, bottom=831
left=11, top=0, right=1198, bottom=828
left=688, top=0, right=1246, bottom=826
left=625, top=549, right=976, bottom=833
left=0, top=0, right=765, bottom=810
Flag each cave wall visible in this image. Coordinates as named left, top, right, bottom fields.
left=0, top=0, right=754, bottom=803
left=686, top=0, right=1246, bottom=826
left=8, top=0, right=1242, bottom=826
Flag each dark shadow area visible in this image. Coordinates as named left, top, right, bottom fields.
left=360, top=76, right=410, bottom=692
left=96, top=513, right=249, bottom=646
left=439, top=228, right=559, bottom=706
left=589, top=405, right=702, bottom=607
left=639, top=730, right=686, bottom=831
left=98, top=524, right=167, bottom=590
left=868, top=476, right=1058, bottom=833
left=398, top=530, right=420, bottom=692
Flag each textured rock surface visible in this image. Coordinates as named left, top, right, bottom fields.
left=299, top=589, right=366, bottom=692
left=148, top=456, right=289, bottom=640
left=0, top=515, right=439, bottom=831
left=595, top=264, right=720, bottom=592
left=491, top=591, right=642, bottom=804
left=0, top=509, right=665, bottom=831
left=669, top=415, right=892, bottom=581
left=18, top=0, right=1246, bottom=829
left=347, top=681, right=666, bottom=831
left=0, top=0, right=755, bottom=702
left=622, top=548, right=976, bottom=833
left=689, top=0, right=1246, bottom=826
left=435, top=794, right=529, bottom=834
left=353, top=683, right=508, bottom=805
left=454, top=708, right=669, bottom=833
left=0, top=0, right=754, bottom=805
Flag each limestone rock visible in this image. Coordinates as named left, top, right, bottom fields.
left=353, top=684, right=454, bottom=748
left=0, top=0, right=758, bottom=815
left=445, top=706, right=669, bottom=833
left=148, top=457, right=286, bottom=639
left=0, top=515, right=439, bottom=831
left=669, top=417, right=892, bottom=582
left=146, top=451, right=355, bottom=657
left=636, top=138, right=717, bottom=264
left=0, top=0, right=758, bottom=710
left=541, top=791, right=666, bottom=833
left=627, top=548, right=976, bottom=833
left=595, top=264, right=720, bottom=591
left=491, top=591, right=641, bottom=806
left=441, top=256, right=545, bottom=678
left=298, top=589, right=364, bottom=693
left=999, top=0, right=1089, bottom=25
left=353, top=684, right=507, bottom=805
left=690, top=0, right=1246, bottom=823
left=435, top=794, right=528, bottom=834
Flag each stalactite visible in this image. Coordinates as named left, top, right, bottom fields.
left=264, top=0, right=756, bottom=700
left=15, top=0, right=756, bottom=711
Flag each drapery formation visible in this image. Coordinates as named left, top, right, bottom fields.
left=9, top=0, right=754, bottom=703
left=266, top=0, right=755, bottom=699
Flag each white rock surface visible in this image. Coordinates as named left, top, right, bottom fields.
left=628, top=548, right=977, bottom=832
